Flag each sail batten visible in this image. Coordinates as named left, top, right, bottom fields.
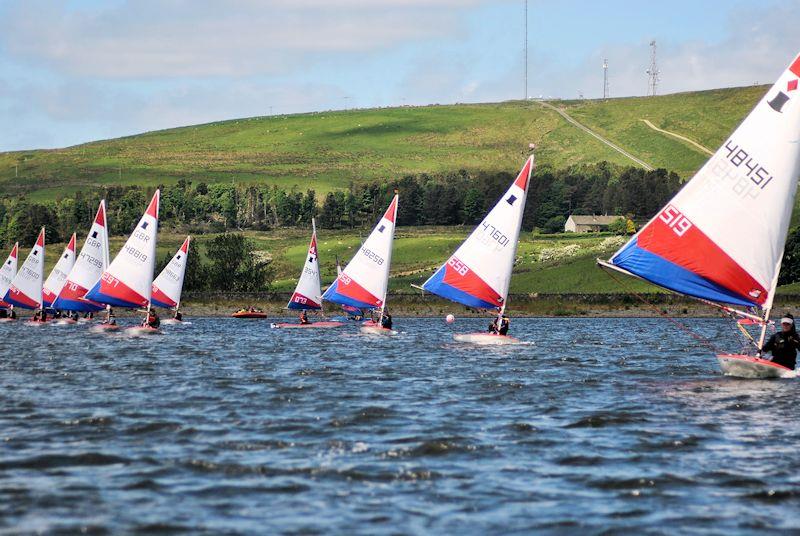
left=422, top=156, right=534, bottom=310
left=607, top=54, right=800, bottom=308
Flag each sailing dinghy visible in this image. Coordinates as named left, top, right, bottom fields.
left=4, top=228, right=46, bottom=323
left=86, top=191, right=161, bottom=335
left=152, top=236, right=191, bottom=325
left=419, top=156, right=534, bottom=345
left=53, top=200, right=110, bottom=315
left=272, top=219, right=343, bottom=329
left=322, top=193, right=399, bottom=335
left=599, top=53, right=800, bottom=379
left=0, top=243, right=19, bottom=321
left=43, top=233, right=76, bottom=310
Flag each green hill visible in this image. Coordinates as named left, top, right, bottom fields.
left=0, top=85, right=768, bottom=202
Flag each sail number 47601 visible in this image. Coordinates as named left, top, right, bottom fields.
left=660, top=205, right=692, bottom=237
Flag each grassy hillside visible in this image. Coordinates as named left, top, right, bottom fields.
left=0, top=85, right=768, bottom=202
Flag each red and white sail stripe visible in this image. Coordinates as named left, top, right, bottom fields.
left=42, top=233, right=76, bottom=308
left=86, top=191, right=160, bottom=308
left=3, top=228, right=45, bottom=309
left=0, top=243, right=19, bottom=308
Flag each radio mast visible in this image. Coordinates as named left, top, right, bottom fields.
left=603, top=59, right=609, bottom=99
left=646, top=40, right=660, bottom=96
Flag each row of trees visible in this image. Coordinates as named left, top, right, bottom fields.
left=157, top=234, right=273, bottom=293
left=0, top=162, right=683, bottom=247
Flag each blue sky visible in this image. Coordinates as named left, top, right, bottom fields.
left=1, top=0, right=798, bottom=151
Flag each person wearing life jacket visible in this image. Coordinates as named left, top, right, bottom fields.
left=380, top=309, right=392, bottom=330
left=761, top=313, right=800, bottom=370
left=498, top=314, right=510, bottom=336
left=143, top=310, right=160, bottom=329
left=299, top=310, right=311, bottom=325
left=174, top=310, right=183, bottom=321
left=488, top=318, right=499, bottom=334
left=9, top=307, right=16, bottom=320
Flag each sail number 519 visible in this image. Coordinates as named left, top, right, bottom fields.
left=660, top=205, right=692, bottom=237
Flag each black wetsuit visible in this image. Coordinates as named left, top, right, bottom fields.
left=381, top=314, right=392, bottom=329
left=498, top=318, right=509, bottom=336
left=762, top=330, right=800, bottom=370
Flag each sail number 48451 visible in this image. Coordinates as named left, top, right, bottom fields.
left=660, top=205, right=692, bottom=237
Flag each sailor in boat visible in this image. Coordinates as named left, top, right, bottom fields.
left=143, top=310, right=161, bottom=329
left=0, top=309, right=6, bottom=319
left=174, top=310, right=183, bottom=321
left=380, top=309, right=392, bottom=330
left=498, top=314, right=510, bottom=336
left=102, top=311, right=117, bottom=326
left=70, top=311, right=79, bottom=322
left=299, top=310, right=311, bottom=325
left=9, top=307, right=16, bottom=320
left=760, top=313, right=800, bottom=370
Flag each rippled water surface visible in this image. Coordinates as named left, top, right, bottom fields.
left=1, top=317, right=799, bottom=534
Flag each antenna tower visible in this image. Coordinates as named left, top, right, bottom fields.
left=646, top=40, right=660, bottom=96
left=603, top=59, right=609, bottom=99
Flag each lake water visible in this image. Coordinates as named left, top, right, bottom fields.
left=1, top=317, right=799, bottom=534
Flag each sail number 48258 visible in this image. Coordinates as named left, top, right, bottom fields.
left=660, top=205, right=692, bottom=237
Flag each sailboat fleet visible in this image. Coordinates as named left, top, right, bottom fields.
left=2, top=51, right=800, bottom=377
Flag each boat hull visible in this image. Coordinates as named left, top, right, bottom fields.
left=453, top=332, right=521, bottom=345
left=716, top=354, right=796, bottom=379
left=125, top=325, right=162, bottom=336
left=53, top=318, right=78, bottom=326
left=360, top=322, right=396, bottom=335
left=271, top=321, right=344, bottom=329
left=0, top=318, right=17, bottom=323
left=161, top=318, right=183, bottom=325
left=232, top=312, right=268, bottom=319
left=90, top=324, right=120, bottom=333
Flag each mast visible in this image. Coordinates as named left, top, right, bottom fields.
left=312, top=217, right=325, bottom=316
left=378, top=192, right=399, bottom=320
left=758, top=249, right=786, bottom=349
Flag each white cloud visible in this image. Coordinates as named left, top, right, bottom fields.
left=1, top=0, right=490, bottom=78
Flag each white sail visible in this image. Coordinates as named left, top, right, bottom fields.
left=323, top=194, right=399, bottom=310
left=288, top=220, right=323, bottom=310
left=53, top=200, right=110, bottom=312
left=86, top=191, right=160, bottom=308
left=422, top=157, right=534, bottom=309
left=3, top=228, right=45, bottom=309
left=151, top=236, right=191, bottom=309
left=605, top=53, right=800, bottom=311
left=0, top=242, right=19, bottom=308
left=42, top=233, right=76, bottom=308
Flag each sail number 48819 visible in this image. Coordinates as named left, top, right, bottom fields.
left=660, top=205, right=693, bottom=237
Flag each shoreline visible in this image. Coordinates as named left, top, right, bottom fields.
left=156, top=293, right=800, bottom=319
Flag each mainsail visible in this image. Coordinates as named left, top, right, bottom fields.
left=53, top=200, right=110, bottom=312
left=323, top=193, right=398, bottom=310
left=42, top=233, right=76, bottom=308
left=288, top=219, right=323, bottom=310
left=601, top=53, right=800, bottom=325
left=3, top=228, right=45, bottom=309
left=0, top=243, right=19, bottom=308
left=422, top=156, right=534, bottom=310
left=151, top=236, right=191, bottom=309
left=86, top=191, right=160, bottom=308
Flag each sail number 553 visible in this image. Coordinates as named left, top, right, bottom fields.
left=660, top=205, right=692, bottom=237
